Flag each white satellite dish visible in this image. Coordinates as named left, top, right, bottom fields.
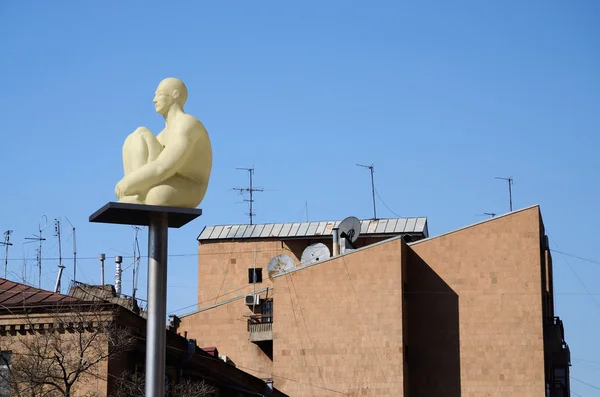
left=266, top=254, right=297, bottom=278
left=301, top=243, right=331, bottom=265
left=338, top=216, right=361, bottom=244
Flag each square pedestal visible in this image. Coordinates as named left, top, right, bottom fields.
left=89, top=202, right=202, bottom=228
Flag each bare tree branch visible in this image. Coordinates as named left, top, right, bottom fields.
left=112, top=370, right=217, bottom=397
left=0, top=301, right=135, bottom=397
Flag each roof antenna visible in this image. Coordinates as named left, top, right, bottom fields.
left=53, top=219, right=65, bottom=293
left=233, top=167, right=264, bottom=225
left=65, top=217, right=77, bottom=282
left=495, top=176, right=514, bottom=211
left=24, top=215, right=47, bottom=288
left=132, top=226, right=142, bottom=299
left=357, top=163, right=377, bottom=220
left=305, top=201, right=309, bottom=222
left=1, top=230, right=13, bottom=279
left=476, top=212, right=497, bottom=218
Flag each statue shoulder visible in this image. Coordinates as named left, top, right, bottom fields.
left=179, top=114, right=207, bottom=134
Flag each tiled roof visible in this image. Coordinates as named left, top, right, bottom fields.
left=0, top=278, right=81, bottom=308
left=198, top=217, right=428, bottom=241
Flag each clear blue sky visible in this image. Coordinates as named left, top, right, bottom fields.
left=1, top=0, right=599, bottom=393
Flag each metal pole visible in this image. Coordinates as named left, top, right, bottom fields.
left=249, top=168, right=253, bottom=225
left=99, top=254, right=105, bottom=285
left=508, top=178, right=513, bottom=211
left=357, top=163, right=377, bottom=220
left=73, top=228, right=77, bottom=282
left=370, top=166, right=377, bottom=220
left=145, top=212, right=168, bottom=397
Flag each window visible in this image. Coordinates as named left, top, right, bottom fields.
left=0, top=351, right=12, bottom=397
left=262, top=299, right=273, bottom=323
left=248, top=268, right=263, bottom=284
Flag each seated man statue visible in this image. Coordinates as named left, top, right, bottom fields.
left=115, top=77, right=212, bottom=208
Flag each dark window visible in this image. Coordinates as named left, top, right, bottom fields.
left=262, top=299, right=273, bottom=323
left=248, top=268, right=263, bottom=283
left=0, top=351, right=12, bottom=397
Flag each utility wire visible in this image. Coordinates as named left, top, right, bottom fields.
left=572, top=376, right=600, bottom=391
left=549, top=235, right=600, bottom=313
left=551, top=249, right=600, bottom=267
left=374, top=188, right=402, bottom=218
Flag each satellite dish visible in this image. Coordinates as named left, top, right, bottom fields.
left=338, top=216, right=361, bottom=243
left=301, top=243, right=331, bottom=265
left=266, top=254, right=297, bottom=278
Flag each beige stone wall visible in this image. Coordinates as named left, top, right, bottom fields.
left=196, top=240, right=281, bottom=304
left=0, top=312, right=109, bottom=396
left=408, top=206, right=546, bottom=396
left=272, top=238, right=406, bottom=396
left=179, top=240, right=286, bottom=379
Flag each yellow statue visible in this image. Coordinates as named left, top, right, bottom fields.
left=115, top=78, right=212, bottom=208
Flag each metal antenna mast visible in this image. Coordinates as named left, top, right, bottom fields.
left=1, top=230, right=13, bottom=278
left=53, top=219, right=65, bottom=293
left=233, top=167, right=264, bottom=225
left=24, top=215, right=47, bottom=288
left=495, top=176, right=514, bottom=211
left=357, top=163, right=377, bottom=220
left=65, top=217, right=77, bottom=282
left=132, top=226, right=142, bottom=299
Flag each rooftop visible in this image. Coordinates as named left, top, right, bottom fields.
left=0, top=278, right=81, bottom=308
left=198, top=217, right=428, bottom=241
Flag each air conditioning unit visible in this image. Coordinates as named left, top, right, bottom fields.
left=245, top=294, right=260, bottom=306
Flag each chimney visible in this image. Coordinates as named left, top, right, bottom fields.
left=99, top=253, right=105, bottom=285
left=115, top=256, right=123, bottom=295
left=332, top=228, right=340, bottom=256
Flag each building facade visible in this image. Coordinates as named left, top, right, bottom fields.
left=178, top=207, right=570, bottom=396
left=0, top=279, right=288, bottom=397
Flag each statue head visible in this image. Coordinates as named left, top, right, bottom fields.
left=153, top=77, right=188, bottom=115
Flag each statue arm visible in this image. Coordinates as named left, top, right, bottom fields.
left=119, top=125, right=197, bottom=195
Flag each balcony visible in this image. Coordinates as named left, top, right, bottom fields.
left=248, top=314, right=272, bottom=342
left=544, top=316, right=565, bottom=352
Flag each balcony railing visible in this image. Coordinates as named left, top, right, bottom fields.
left=544, top=316, right=565, bottom=352
left=248, top=314, right=273, bottom=342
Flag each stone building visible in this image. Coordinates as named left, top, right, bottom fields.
left=177, top=205, right=570, bottom=396
left=0, top=278, right=288, bottom=396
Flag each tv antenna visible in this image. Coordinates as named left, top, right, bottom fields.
left=1, top=230, right=13, bottom=279
left=476, top=212, right=497, bottom=218
left=24, top=215, right=47, bottom=288
left=53, top=219, right=65, bottom=293
left=357, top=163, right=377, bottom=220
left=495, top=176, right=514, bottom=211
left=64, top=217, right=77, bottom=282
left=132, top=226, right=142, bottom=299
left=233, top=167, right=264, bottom=225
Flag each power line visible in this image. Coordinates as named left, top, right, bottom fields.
left=550, top=249, right=600, bottom=267
left=572, top=376, right=600, bottom=391
left=233, top=167, right=264, bottom=225
left=549, top=235, right=600, bottom=313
